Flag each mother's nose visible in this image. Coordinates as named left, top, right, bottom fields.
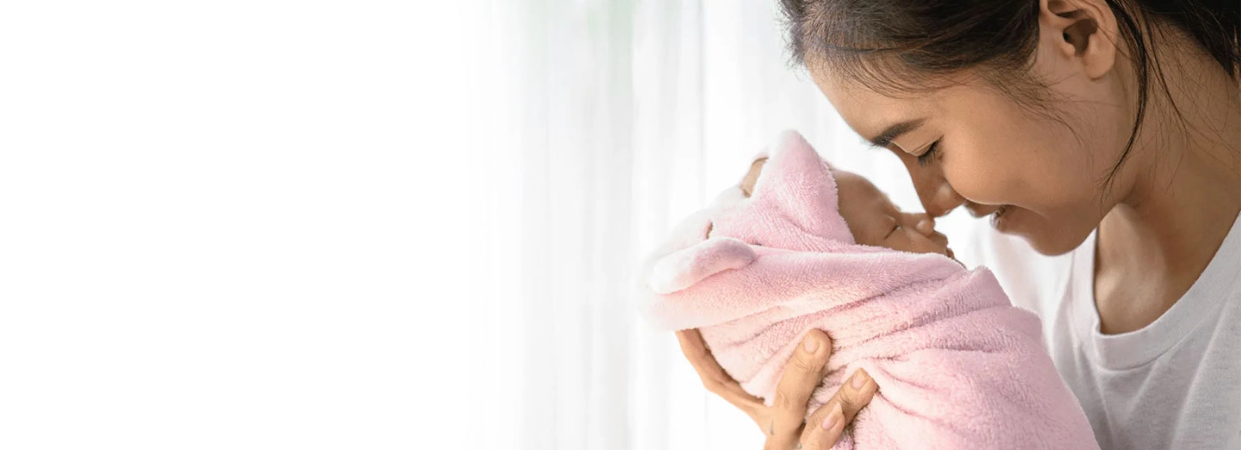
left=893, top=149, right=966, bottom=218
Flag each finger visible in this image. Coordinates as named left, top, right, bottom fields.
left=675, top=329, right=728, bottom=384
left=802, top=402, right=845, bottom=450
left=768, top=330, right=833, bottom=444
left=799, top=368, right=879, bottom=445
left=835, top=368, right=879, bottom=423
left=675, top=330, right=765, bottom=418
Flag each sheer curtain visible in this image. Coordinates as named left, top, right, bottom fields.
left=469, top=1, right=968, bottom=449
left=1, top=1, right=1018, bottom=449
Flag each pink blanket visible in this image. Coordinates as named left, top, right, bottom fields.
left=637, top=131, right=1097, bottom=449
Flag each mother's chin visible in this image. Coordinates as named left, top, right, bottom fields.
left=996, top=206, right=1097, bottom=256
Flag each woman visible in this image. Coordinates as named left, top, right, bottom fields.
left=676, top=0, right=1240, bottom=448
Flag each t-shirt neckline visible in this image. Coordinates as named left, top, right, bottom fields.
left=1069, top=212, right=1241, bottom=371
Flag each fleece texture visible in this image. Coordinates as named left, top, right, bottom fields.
left=636, top=130, right=1098, bottom=449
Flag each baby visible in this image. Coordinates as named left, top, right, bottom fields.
left=637, top=131, right=1097, bottom=449
left=742, top=152, right=956, bottom=261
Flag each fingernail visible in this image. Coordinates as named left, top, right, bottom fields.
left=803, top=337, right=820, bottom=353
left=822, top=403, right=842, bottom=429
left=851, top=369, right=870, bottom=389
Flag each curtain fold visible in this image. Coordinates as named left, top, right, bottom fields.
left=474, top=1, right=947, bottom=448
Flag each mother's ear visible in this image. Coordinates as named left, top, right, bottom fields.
left=648, top=237, right=757, bottom=294
left=1041, top=0, right=1119, bottom=80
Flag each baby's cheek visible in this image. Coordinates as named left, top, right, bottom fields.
left=885, top=234, right=917, bottom=253
left=852, top=231, right=887, bottom=249
left=859, top=234, right=907, bottom=253
left=887, top=232, right=939, bottom=255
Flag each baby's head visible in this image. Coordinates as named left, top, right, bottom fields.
left=740, top=157, right=954, bottom=259
left=643, top=130, right=957, bottom=297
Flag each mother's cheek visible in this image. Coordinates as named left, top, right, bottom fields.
left=939, top=149, right=1021, bottom=207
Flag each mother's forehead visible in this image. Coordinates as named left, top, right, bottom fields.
left=807, top=68, right=946, bottom=139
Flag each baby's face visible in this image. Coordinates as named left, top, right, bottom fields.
left=740, top=159, right=954, bottom=258
left=834, top=171, right=954, bottom=259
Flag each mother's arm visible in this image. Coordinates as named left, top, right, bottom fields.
left=676, top=329, right=878, bottom=450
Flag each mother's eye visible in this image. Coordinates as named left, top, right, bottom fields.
left=917, top=141, right=941, bottom=167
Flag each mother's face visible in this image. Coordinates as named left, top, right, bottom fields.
left=808, top=69, right=1129, bottom=255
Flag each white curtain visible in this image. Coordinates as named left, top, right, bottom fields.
left=1, top=1, right=1009, bottom=449
left=469, top=1, right=988, bottom=449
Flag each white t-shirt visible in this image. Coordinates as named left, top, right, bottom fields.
left=959, top=213, right=1241, bottom=450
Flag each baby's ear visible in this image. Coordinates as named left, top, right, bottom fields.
left=648, top=237, right=756, bottom=294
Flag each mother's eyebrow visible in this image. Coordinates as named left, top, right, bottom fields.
left=868, top=118, right=926, bottom=148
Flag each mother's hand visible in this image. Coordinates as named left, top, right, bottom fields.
left=676, top=329, right=878, bottom=450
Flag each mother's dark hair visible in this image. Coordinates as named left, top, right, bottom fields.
left=781, top=0, right=1239, bottom=192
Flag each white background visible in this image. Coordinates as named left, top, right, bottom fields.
left=0, top=1, right=1027, bottom=449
